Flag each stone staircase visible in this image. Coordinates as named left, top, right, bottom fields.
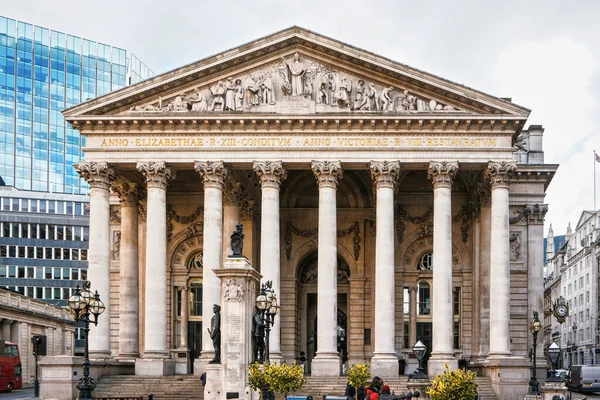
left=94, top=374, right=497, bottom=400
left=95, top=375, right=204, bottom=400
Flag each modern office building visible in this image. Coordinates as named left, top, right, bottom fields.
left=0, top=16, right=153, bottom=308
left=544, top=211, right=600, bottom=367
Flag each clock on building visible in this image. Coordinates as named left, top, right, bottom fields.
left=552, top=296, right=569, bottom=324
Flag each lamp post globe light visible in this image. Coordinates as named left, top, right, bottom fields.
left=255, top=280, right=279, bottom=364
left=528, top=311, right=542, bottom=395
left=546, top=342, right=562, bottom=382
left=67, top=282, right=105, bottom=400
left=411, top=340, right=428, bottom=380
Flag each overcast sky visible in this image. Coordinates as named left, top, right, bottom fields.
left=4, top=0, right=599, bottom=237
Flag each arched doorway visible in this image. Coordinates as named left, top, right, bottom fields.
left=296, top=251, right=350, bottom=373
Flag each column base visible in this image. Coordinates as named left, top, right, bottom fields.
left=370, top=354, right=399, bottom=377
left=427, top=353, right=458, bottom=378
left=135, top=358, right=175, bottom=376
left=89, top=350, right=112, bottom=360
left=481, top=356, right=529, bottom=399
left=311, top=353, right=340, bottom=377
left=116, top=352, right=139, bottom=361
left=268, top=351, right=284, bottom=365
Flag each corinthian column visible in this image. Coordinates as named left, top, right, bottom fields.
left=370, top=161, right=400, bottom=376
left=485, top=161, right=517, bottom=357
left=75, top=162, right=116, bottom=358
left=311, top=161, right=343, bottom=377
left=195, top=161, right=228, bottom=362
left=427, top=161, right=459, bottom=376
left=112, top=180, right=141, bottom=358
left=253, top=161, right=287, bottom=363
left=137, top=162, right=176, bottom=358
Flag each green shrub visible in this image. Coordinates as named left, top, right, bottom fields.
left=426, top=364, right=478, bottom=400
left=347, top=363, right=371, bottom=393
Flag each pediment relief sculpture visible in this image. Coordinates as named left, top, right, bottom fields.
left=126, top=53, right=464, bottom=116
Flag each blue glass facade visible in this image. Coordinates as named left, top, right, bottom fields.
left=0, top=16, right=153, bottom=194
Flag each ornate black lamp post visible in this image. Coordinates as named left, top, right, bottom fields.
left=546, top=342, right=562, bottom=382
left=411, top=340, right=428, bottom=380
left=528, top=311, right=542, bottom=395
left=255, top=280, right=280, bottom=363
left=67, top=282, right=105, bottom=400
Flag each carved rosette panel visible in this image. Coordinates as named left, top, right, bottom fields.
left=112, top=180, right=141, bottom=207
left=427, top=161, right=459, bottom=189
left=223, top=278, right=244, bottom=301
left=311, top=161, right=343, bottom=189
left=194, top=161, right=228, bottom=189
left=484, top=161, right=517, bottom=189
left=75, top=162, right=116, bottom=190
left=253, top=161, right=288, bottom=190
left=370, top=161, right=400, bottom=190
left=136, top=161, right=176, bottom=189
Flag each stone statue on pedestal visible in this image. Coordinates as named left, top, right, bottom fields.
left=208, top=304, right=221, bottom=363
left=230, top=223, right=244, bottom=257
left=252, top=307, right=266, bottom=363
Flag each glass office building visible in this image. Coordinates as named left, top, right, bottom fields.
left=0, top=16, right=153, bottom=315
left=0, top=16, right=153, bottom=194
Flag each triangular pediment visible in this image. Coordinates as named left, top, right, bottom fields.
left=63, top=27, right=530, bottom=119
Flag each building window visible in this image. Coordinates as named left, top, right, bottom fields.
left=453, top=287, right=461, bottom=316
left=403, top=287, right=409, bottom=315
left=418, top=281, right=431, bottom=315
left=417, top=252, right=433, bottom=271
left=454, top=321, right=460, bottom=349
left=190, top=282, right=203, bottom=317
left=404, top=321, right=409, bottom=348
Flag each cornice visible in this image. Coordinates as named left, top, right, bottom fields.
left=69, top=115, right=525, bottom=134
left=63, top=28, right=530, bottom=119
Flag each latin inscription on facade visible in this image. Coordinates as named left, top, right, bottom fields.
left=94, top=135, right=506, bottom=150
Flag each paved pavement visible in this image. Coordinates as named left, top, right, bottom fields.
left=0, top=388, right=34, bottom=400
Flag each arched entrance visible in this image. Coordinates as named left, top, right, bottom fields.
left=296, top=251, right=350, bottom=373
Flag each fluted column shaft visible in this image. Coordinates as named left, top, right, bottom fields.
left=137, top=162, right=176, bottom=357
left=113, top=180, right=141, bottom=358
left=477, top=186, right=492, bottom=358
left=195, top=161, right=227, bottom=359
left=311, top=161, right=343, bottom=376
left=180, top=287, right=189, bottom=348
left=370, top=161, right=400, bottom=375
left=75, top=162, right=115, bottom=358
left=1, top=320, right=12, bottom=341
left=427, top=161, right=459, bottom=376
left=254, top=161, right=287, bottom=362
left=486, top=161, right=516, bottom=357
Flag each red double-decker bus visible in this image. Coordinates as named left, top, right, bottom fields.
left=0, top=340, right=22, bottom=392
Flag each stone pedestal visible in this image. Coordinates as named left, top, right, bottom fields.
left=406, top=378, right=431, bottom=399
left=483, top=356, right=529, bottom=399
left=39, top=356, right=83, bottom=400
left=540, top=380, right=568, bottom=399
left=205, top=256, right=261, bottom=400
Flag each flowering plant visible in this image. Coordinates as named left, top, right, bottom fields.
left=347, top=363, right=371, bottom=393
left=426, top=364, right=478, bottom=400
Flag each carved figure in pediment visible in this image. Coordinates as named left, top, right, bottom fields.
left=380, top=86, right=394, bottom=111
left=234, top=79, right=244, bottom=109
left=327, top=74, right=337, bottom=105
left=317, top=81, right=328, bottom=104
left=246, top=74, right=261, bottom=106
left=190, top=89, right=208, bottom=111
left=171, top=94, right=188, bottom=111
left=224, top=77, right=236, bottom=111
left=282, top=52, right=306, bottom=96
left=303, top=78, right=313, bottom=97
left=210, top=80, right=226, bottom=111
left=360, top=83, right=378, bottom=110
left=355, top=79, right=365, bottom=109
left=336, top=77, right=352, bottom=108
left=513, top=132, right=527, bottom=152
left=260, top=73, right=275, bottom=105
left=396, top=90, right=416, bottom=112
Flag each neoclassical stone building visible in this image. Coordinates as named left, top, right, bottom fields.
left=63, top=27, right=557, bottom=396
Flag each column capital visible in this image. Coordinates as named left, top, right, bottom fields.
left=112, top=180, right=142, bottom=207
left=311, top=161, right=343, bottom=189
left=75, top=162, right=116, bottom=190
left=485, top=161, right=517, bottom=189
left=524, top=204, right=548, bottom=225
left=428, top=161, right=459, bottom=189
left=136, top=161, right=176, bottom=189
left=194, top=161, right=228, bottom=189
left=370, top=161, right=400, bottom=190
left=253, top=161, right=288, bottom=190
left=223, top=178, right=244, bottom=206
